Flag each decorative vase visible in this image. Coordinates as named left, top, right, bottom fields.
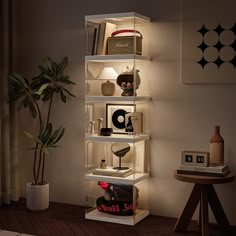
left=26, top=182, right=49, bottom=211
left=101, top=80, right=115, bottom=96
left=209, top=125, right=224, bottom=166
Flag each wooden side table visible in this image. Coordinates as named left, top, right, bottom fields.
left=174, top=171, right=235, bottom=236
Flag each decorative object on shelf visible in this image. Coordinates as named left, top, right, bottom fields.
left=209, top=125, right=224, bottom=166
left=89, top=121, right=95, bottom=135
left=97, top=67, right=117, bottom=96
left=106, top=104, right=135, bottom=134
left=97, top=118, right=103, bottom=135
left=181, top=150, right=209, bottom=167
left=85, top=104, right=94, bottom=133
left=112, top=143, right=130, bottom=170
left=107, top=29, right=143, bottom=55
left=100, top=127, right=113, bottom=136
left=97, top=182, right=139, bottom=216
left=116, top=66, right=141, bottom=96
left=125, top=112, right=142, bottom=134
left=100, top=159, right=107, bottom=169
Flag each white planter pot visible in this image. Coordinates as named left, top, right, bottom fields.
left=26, top=182, right=49, bottom=211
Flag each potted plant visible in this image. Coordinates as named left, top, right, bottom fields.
left=8, top=56, right=76, bottom=211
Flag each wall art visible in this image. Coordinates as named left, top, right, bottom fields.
left=182, top=0, right=236, bottom=83
left=106, top=104, right=135, bottom=134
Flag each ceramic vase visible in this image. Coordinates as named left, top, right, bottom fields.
left=209, top=125, right=224, bottom=166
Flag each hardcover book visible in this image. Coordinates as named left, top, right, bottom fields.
left=178, top=164, right=229, bottom=173
left=176, top=169, right=230, bottom=177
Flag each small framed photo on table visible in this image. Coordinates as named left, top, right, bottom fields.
left=106, top=104, right=135, bottom=134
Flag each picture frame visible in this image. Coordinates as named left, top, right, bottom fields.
left=106, top=104, right=135, bottom=134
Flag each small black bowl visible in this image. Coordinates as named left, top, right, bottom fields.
left=100, top=128, right=113, bottom=136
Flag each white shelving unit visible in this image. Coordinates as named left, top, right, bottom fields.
left=85, top=12, right=151, bottom=225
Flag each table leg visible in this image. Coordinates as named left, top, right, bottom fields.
left=200, top=185, right=209, bottom=236
left=208, top=184, right=230, bottom=227
left=174, top=184, right=201, bottom=231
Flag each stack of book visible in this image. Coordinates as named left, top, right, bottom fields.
left=177, top=165, right=230, bottom=177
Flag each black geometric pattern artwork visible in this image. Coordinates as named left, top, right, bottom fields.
left=196, top=23, right=236, bottom=69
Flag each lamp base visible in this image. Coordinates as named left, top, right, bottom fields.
left=101, top=80, right=115, bottom=96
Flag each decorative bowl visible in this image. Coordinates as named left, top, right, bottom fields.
left=100, top=128, right=113, bottom=136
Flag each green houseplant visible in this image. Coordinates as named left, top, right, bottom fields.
left=8, top=56, right=76, bottom=210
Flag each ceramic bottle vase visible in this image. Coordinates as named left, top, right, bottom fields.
left=209, top=125, right=224, bottom=166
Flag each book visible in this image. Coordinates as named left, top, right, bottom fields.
left=176, top=169, right=230, bottom=177
left=96, top=22, right=116, bottom=55
left=125, top=112, right=142, bottom=134
left=93, top=166, right=133, bottom=177
left=178, top=164, right=229, bottom=173
left=86, top=21, right=99, bottom=55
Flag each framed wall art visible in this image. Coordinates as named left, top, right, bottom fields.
left=182, top=0, right=236, bottom=84
left=106, top=104, right=135, bottom=134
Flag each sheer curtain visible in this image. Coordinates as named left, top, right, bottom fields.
left=0, top=0, right=20, bottom=205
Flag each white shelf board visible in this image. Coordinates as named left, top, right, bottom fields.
left=85, top=208, right=149, bottom=225
left=85, top=172, right=149, bottom=184
left=85, top=96, right=151, bottom=103
left=85, top=133, right=150, bottom=143
left=85, top=54, right=150, bottom=62
left=85, top=12, right=150, bottom=24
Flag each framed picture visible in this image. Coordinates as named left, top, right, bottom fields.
left=106, top=104, right=135, bottom=134
left=182, top=1, right=236, bottom=83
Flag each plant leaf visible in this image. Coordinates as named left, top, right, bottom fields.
left=24, top=131, right=42, bottom=144
left=52, top=127, right=65, bottom=144
left=57, top=56, right=68, bottom=74
left=34, top=83, right=50, bottom=96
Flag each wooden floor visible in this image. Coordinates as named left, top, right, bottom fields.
left=0, top=199, right=235, bottom=236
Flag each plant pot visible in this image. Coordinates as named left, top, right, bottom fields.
left=26, top=182, right=49, bottom=211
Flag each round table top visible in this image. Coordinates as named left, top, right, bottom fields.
left=174, top=170, right=235, bottom=185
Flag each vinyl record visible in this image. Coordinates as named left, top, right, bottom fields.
left=112, top=109, right=127, bottom=129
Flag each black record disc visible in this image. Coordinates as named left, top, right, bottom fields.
left=112, top=109, right=126, bottom=129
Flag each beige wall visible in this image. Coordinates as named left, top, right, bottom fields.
left=14, top=0, right=236, bottom=224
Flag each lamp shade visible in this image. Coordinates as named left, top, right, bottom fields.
left=97, top=67, right=118, bottom=80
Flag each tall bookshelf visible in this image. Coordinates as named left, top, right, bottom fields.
left=85, top=12, right=151, bottom=225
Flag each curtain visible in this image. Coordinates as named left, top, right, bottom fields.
left=0, top=0, right=19, bottom=205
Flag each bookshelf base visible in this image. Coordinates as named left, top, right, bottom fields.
left=85, top=208, right=149, bottom=225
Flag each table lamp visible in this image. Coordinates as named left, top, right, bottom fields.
left=97, top=67, right=117, bottom=96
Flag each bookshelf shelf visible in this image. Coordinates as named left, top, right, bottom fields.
left=85, top=95, right=151, bottom=102
left=85, top=208, right=149, bottom=225
left=85, top=133, right=150, bottom=143
left=85, top=172, right=149, bottom=185
left=85, top=54, right=151, bottom=62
